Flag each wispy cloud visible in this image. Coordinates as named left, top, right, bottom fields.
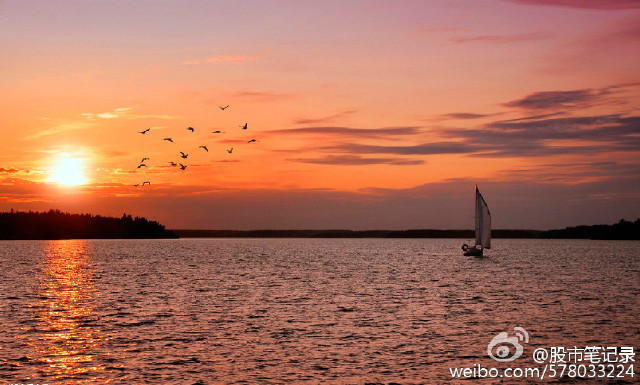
left=503, top=82, right=640, bottom=110
left=325, top=142, right=476, bottom=156
left=0, top=177, right=53, bottom=203
left=24, top=121, right=95, bottom=140
left=306, top=114, right=640, bottom=159
left=294, top=110, right=357, bottom=125
left=24, top=108, right=180, bottom=140
left=277, top=84, right=640, bottom=162
left=206, top=55, right=263, bottom=64
left=608, top=18, right=640, bottom=40
left=503, top=89, right=600, bottom=110
left=82, top=107, right=133, bottom=119
left=533, top=14, right=640, bottom=75
left=270, top=126, right=428, bottom=165
left=290, top=155, right=424, bottom=166
left=182, top=54, right=264, bottom=66
left=0, top=168, right=23, bottom=174
left=438, top=112, right=494, bottom=120
left=450, top=32, right=548, bottom=44
left=271, top=126, right=423, bottom=139
left=227, top=90, right=293, bottom=103
left=498, top=160, right=640, bottom=184
left=505, top=0, right=640, bottom=10
left=82, top=107, right=179, bottom=120
left=415, top=27, right=461, bottom=35
left=445, top=114, right=640, bottom=157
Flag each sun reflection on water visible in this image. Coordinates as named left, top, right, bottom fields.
left=28, top=240, right=106, bottom=383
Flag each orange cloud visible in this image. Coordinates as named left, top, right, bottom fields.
left=0, top=168, right=23, bottom=174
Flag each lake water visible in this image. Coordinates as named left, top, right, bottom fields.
left=0, top=238, right=638, bottom=384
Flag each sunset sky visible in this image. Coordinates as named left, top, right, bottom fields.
left=1, top=0, right=639, bottom=230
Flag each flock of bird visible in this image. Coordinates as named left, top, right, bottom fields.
left=133, top=105, right=257, bottom=186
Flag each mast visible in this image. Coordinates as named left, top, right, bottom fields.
left=475, top=185, right=481, bottom=246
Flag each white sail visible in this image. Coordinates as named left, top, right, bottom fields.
left=474, top=186, right=491, bottom=249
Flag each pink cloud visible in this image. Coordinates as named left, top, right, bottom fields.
left=505, top=0, right=640, bottom=10
left=206, top=55, right=262, bottom=64
left=534, top=14, right=640, bottom=75
left=450, top=32, right=549, bottom=44
left=415, top=27, right=461, bottom=35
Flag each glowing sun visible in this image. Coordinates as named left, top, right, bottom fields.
left=50, top=157, right=87, bottom=186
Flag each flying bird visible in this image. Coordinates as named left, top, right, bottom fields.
left=164, top=138, right=174, bottom=142
left=187, top=127, right=195, bottom=132
left=180, top=151, right=188, bottom=159
left=240, top=123, right=248, bottom=130
left=168, top=161, right=177, bottom=166
left=211, top=130, right=225, bottom=134
left=226, top=147, right=233, bottom=154
left=134, top=183, right=140, bottom=187
left=179, top=163, right=187, bottom=170
left=219, top=105, right=229, bottom=110
left=247, top=139, right=257, bottom=143
left=137, top=164, right=147, bottom=168
left=140, top=157, right=150, bottom=163
left=199, top=145, right=209, bottom=152
left=138, top=128, right=151, bottom=134
left=142, top=181, right=151, bottom=186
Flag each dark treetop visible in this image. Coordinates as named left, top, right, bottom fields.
left=0, top=209, right=177, bottom=240
left=540, top=218, right=640, bottom=240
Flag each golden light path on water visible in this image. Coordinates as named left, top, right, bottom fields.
left=27, top=240, right=109, bottom=383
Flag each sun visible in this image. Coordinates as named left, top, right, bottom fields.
left=49, top=157, right=87, bottom=186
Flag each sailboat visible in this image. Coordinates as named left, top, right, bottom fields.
left=462, top=185, right=491, bottom=257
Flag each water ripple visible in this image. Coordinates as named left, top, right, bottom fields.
left=0, top=238, right=638, bottom=383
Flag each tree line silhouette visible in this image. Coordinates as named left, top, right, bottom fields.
left=0, top=209, right=177, bottom=240
left=540, top=218, right=640, bottom=240
left=1, top=210, right=636, bottom=240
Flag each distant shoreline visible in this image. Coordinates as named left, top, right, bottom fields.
left=1, top=210, right=637, bottom=240
left=172, top=221, right=639, bottom=240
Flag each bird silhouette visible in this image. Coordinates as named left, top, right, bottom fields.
left=226, top=147, right=233, bottom=153
left=134, top=183, right=140, bottom=187
left=137, top=164, right=147, bottom=168
left=138, top=128, right=151, bottom=134
left=168, top=161, right=177, bottom=166
left=142, top=181, right=151, bottom=186
left=247, top=139, right=257, bottom=143
left=179, top=163, right=187, bottom=170
left=180, top=151, right=188, bottom=159
left=240, top=123, right=248, bottom=130
left=219, top=105, right=229, bottom=110
left=211, top=130, right=225, bottom=134
left=140, top=157, right=150, bottom=163
left=199, top=145, right=208, bottom=152
left=187, top=127, right=195, bottom=132
left=164, top=138, right=174, bottom=142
